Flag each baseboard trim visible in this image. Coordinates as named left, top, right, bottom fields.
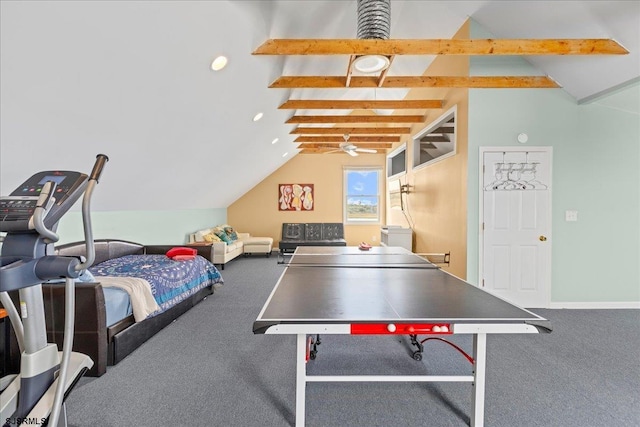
left=549, top=301, right=640, bottom=309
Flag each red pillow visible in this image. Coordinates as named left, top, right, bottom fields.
left=166, top=247, right=197, bottom=260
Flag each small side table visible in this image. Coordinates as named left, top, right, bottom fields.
left=380, top=226, right=413, bottom=251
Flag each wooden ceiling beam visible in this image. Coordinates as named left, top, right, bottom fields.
left=295, top=136, right=400, bottom=143
left=298, top=149, right=338, bottom=154
left=286, top=115, right=424, bottom=124
left=291, top=127, right=411, bottom=135
left=299, top=148, right=380, bottom=155
left=253, top=38, right=628, bottom=56
left=298, top=143, right=392, bottom=149
left=279, top=99, right=443, bottom=110
left=271, top=75, right=560, bottom=89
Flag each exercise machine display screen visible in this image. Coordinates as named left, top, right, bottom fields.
left=38, top=175, right=67, bottom=185
left=11, top=173, right=71, bottom=196
left=0, top=170, right=88, bottom=231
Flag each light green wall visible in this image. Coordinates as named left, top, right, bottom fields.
left=55, top=208, right=226, bottom=245
left=466, top=72, right=639, bottom=304
left=467, top=18, right=639, bottom=305
left=563, top=99, right=640, bottom=302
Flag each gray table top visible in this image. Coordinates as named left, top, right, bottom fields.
left=256, top=249, right=545, bottom=331
left=287, top=253, right=438, bottom=268
left=293, top=246, right=413, bottom=255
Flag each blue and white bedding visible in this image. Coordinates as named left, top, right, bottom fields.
left=90, top=254, right=223, bottom=324
left=102, top=287, right=133, bottom=327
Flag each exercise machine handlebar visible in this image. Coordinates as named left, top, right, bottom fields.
left=76, top=154, right=108, bottom=271
left=89, top=153, right=109, bottom=182
left=32, top=181, right=59, bottom=243
left=49, top=154, right=108, bottom=427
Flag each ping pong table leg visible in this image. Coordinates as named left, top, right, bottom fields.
left=471, top=333, right=487, bottom=427
left=296, top=333, right=307, bottom=427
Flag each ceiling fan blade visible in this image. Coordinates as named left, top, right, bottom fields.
left=355, top=148, right=378, bottom=153
left=346, top=149, right=359, bottom=157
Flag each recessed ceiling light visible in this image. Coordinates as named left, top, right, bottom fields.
left=353, top=54, right=390, bottom=74
left=253, top=112, right=263, bottom=122
left=271, top=138, right=279, bottom=145
left=211, top=56, right=227, bottom=71
left=282, top=152, right=288, bottom=157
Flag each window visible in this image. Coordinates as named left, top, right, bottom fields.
left=412, top=106, right=456, bottom=170
left=386, top=143, right=407, bottom=179
left=344, top=167, right=382, bottom=224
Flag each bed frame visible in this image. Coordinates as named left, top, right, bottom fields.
left=40, top=239, right=216, bottom=376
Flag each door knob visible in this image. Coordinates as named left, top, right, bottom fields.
left=539, top=235, right=547, bottom=241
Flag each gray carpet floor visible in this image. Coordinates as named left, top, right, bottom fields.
left=66, top=256, right=640, bottom=426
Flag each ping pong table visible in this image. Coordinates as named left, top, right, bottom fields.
left=254, top=246, right=550, bottom=426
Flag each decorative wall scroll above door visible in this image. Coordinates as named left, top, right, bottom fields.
left=484, top=152, right=548, bottom=191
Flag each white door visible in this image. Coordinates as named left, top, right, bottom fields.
left=480, top=147, right=552, bottom=308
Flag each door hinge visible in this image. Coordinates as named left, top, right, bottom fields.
left=482, top=279, right=485, bottom=287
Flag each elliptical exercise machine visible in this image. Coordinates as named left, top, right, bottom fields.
left=0, top=154, right=108, bottom=426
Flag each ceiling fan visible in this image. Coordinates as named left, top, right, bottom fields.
left=325, top=134, right=378, bottom=156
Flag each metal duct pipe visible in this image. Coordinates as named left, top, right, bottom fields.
left=357, top=0, right=391, bottom=40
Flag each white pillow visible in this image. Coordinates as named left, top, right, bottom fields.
left=194, top=228, right=213, bottom=241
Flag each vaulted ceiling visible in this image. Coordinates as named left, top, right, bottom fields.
left=1, top=1, right=638, bottom=211
left=256, top=36, right=625, bottom=154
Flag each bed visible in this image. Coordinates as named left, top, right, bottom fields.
left=35, top=239, right=223, bottom=376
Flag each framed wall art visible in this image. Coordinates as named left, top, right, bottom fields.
left=279, top=183, right=314, bottom=211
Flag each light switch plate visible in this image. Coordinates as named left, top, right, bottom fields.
left=565, top=210, right=578, bottom=222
